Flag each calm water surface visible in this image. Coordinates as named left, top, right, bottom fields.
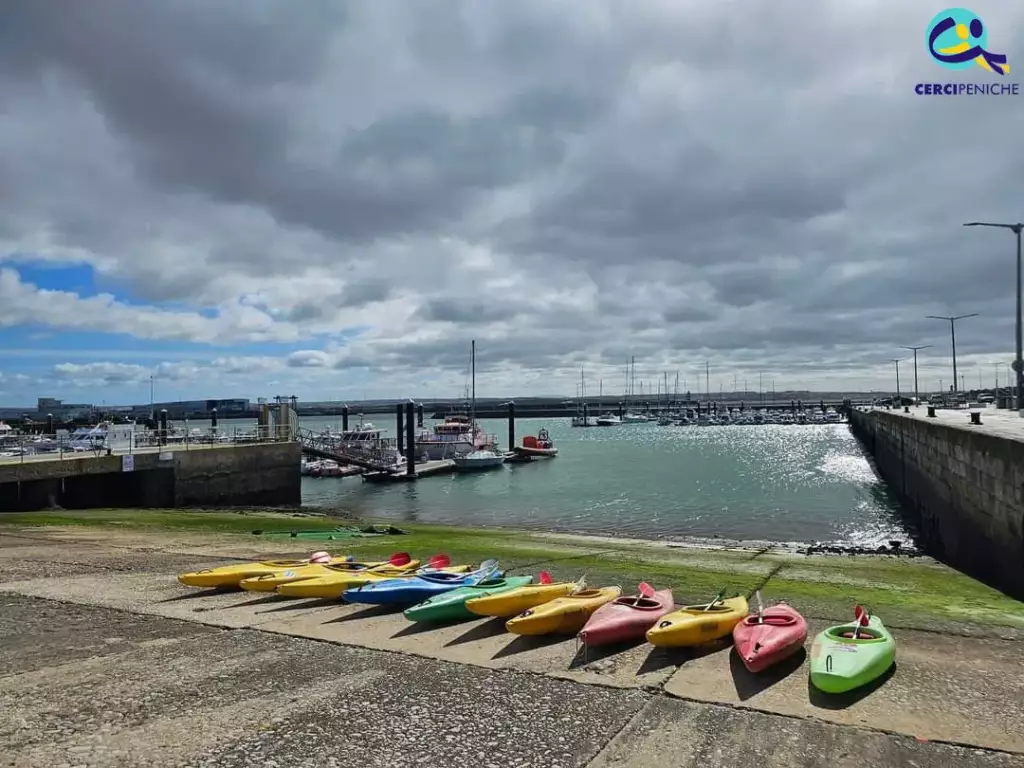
left=282, top=416, right=906, bottom=546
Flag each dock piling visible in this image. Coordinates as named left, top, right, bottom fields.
left=405, top=401, right=416, bottom=477
left=417, top=403, right=424, bottom=428
left=508, top=401, right=516, bottom=451
left=210, top=408, right=218, bottom=434
left=342, top=405, right=349, bottom=432
left=45, top=414, right=53, bottom=435
left=159, top=409, right=168, bottom=445
left=396, top=404, right=405, bottom=453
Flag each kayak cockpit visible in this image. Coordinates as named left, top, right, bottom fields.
left=613, top=596, right=664, bottom=610
left=741, top=614, right=799, bottom=627
left=827, top=626, right=885, bottom=642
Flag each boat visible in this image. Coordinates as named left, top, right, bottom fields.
left=414, top=411, right=495, bottom=459
left=620, top=412, right=648, bottom=423
left=645, top=592, right=748, bottom=647
left=505, top=581, right=622, bottom=636
left=239, top=552, right=415, bottom=592
left=810, top=606, right=895, bottom=694
left=275, top=554, right=464, bottom=599
left=732, top=593, right=808, bottom=673
left=404, top=575, right=534, bottom=623
left=578, top=583, right=674, bottom=647
left=595, top=413, right=622, bottom=426
left=177, top=551, right=346, bottom=590
left=343, top=559, right=500, bottom=606
left=464, top=571, right=577, bottom=618
left=339, top=416, right=382, bottom=443
left=452, top=340, right=505, bottom=472
left=513, top=428, right=558, bottom=458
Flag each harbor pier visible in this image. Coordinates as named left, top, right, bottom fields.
left=0, top=442, right=301, bottom=511
left=849, top=406, right=1024, bottom=598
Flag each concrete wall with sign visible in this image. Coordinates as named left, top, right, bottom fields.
left=849, top=408, right=1024, bottom=599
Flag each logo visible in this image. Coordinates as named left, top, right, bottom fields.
left=916, top=8, right=1018, bottom=96
left=927, top=8, right=1008, bottom=74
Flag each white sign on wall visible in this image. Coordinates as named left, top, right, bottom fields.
left=121, top=454, right=134, bottom=473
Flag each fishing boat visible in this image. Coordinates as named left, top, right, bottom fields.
left=344, top=559, right=500, bottom=606
left=404, top=575, right=534, bottom=623
left=464, top=572, right=576, bottom=618
left=275, top=555, right=464, bottom=599
left=646, top=593, right=748, bottom=647
left=732, top=595, right=808, bottom=673
left=453, top=340, right=505, bottom=472
left=578, top=583, right=674, bottom=647
left=512, top=428, right=558, bottom=458
left=239, top=552, right=415, bottom=592
left=177, top=551, right=346, bottom=590
left=506, top=583, right=621, bottom=636
left=810, top=606, right=895, bottom=694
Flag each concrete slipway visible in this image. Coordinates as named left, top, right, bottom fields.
left=0, top=526, right=1022, bottom=767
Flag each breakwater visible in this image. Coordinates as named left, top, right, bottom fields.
left=849, top=407, right=1024, bottom=599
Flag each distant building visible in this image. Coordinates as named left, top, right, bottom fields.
left=130, top=398, right=252, bottom=419
left=35, top=398, right=94, bottom=419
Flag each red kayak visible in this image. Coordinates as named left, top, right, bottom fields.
left=578, top=583, right=674, bottom=647
left=732, top=601, right=808, bottom=673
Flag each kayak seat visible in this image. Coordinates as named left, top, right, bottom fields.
left=614, top=597, right=664, bottom=610
left=742, top=614, right=798, bottom=627
left=682, top=603, right=731, bottom=613
left=419, top=572, right=463, bottom=583
left=827, top=627, right=883, bottom=641
left=568, top=589, right=605, bottom=599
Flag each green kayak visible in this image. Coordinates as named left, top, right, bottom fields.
left=404, top=576, right=534, bottom=623
left=810, top=614, right=895, bottom=694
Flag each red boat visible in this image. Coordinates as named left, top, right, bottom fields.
left=578, top=583, right=674, bottom=647
left=732, top=601, right=808, bottom=673
left=512, top=428, right=558, bottom=458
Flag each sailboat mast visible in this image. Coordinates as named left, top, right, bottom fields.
left=470, top=339, right=476, bottom=428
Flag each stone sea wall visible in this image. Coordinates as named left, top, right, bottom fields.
left=849, top=409, right=1024, bottom=599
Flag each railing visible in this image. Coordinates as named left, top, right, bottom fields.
left=297, top=429, right=406, bottom=472
left=0, top=427, right=293, bottom=464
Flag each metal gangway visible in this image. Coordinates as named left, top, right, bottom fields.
left=297, top=428, right=405, bottom=473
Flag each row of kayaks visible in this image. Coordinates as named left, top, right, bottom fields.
left=177, top=553, right=896, bottom=694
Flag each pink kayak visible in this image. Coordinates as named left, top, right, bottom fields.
left=732, top=602, right=808, bottom=673
left=578, top=583, right=674, bottom=647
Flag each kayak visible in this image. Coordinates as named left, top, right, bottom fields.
left=810, top=613, right=895, bottom=694
left=506, top=586, right=622, bottom=636
left=344, top=560, right=500, bottom=606
left=239, top=553, right=416, bottom=593
left=251, top=524, right=408, bottom=540
left=177, top=551, right=344, bottom=590
left=578, top=584, right=674, bottom=647
left=646, top=595, right=748, bottom=648
left=404, top=576, right=534, bottom=623
left=275, top=555, right=467, bottom=599
left=732, top=602, right=808, bottom=673
left=464, top=571, right=576, bottom=618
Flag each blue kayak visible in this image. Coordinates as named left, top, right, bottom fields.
left=344, top=559, right=499, bottom=606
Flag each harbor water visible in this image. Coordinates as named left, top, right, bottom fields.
left=232, top=415, right=904, bottom=547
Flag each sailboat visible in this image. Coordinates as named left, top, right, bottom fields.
left=453, top=340, right=505, bottom=472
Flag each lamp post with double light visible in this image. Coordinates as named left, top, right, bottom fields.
left=900, top=345, right=932, bottom=405
left=927, top=313, right=978, bottom=403
left=963, top=221, right=1024, bottom=415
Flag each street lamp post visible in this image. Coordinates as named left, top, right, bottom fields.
left=963, top=221, right=1024, bottom=415
left=900, top=345, right=932, bottom=405
left=890, top=359, right=902, bottom=404
left=927, top=313, right=978, bottom=402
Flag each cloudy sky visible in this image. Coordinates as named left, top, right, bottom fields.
left=2, top=0, right=1023, bottom=406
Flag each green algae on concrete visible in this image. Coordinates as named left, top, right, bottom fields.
left=2, top=509, right=1022, bottom=633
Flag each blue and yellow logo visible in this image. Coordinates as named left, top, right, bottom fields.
left=926, top=8, right=1008, bottom=75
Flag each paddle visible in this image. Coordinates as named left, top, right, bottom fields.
left=307, top=551, right=332, bottom=564
left=632, top=581, right=655, bottom=607
left=754, top=589, right=765, bottom=624
left=702, top=588, right=726, bottom=612
left=414, top=554, right=452, bottom=574
left=538, top=571, right=553, bottom=585
left=387, top=552, right=412, bottom=567
left=570, top=574, right=587, bottom=594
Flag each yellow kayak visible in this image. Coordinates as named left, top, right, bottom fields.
left=506, top=586, right=622, bottom=636
left=177, top=551, right=347, bottom=590
left=646, top=595, right=748, bottom=647
left=239, top=552, right=416, bottom=592
left=276, top=554, right=469, bottom=599
left=465, top=571, right=577, bottom=618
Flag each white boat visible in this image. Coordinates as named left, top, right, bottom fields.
left=595, top=413, right=622, bottom=426
left=620, top=412, right=647, bottom=423
left=453, top=340, right=504, bottom=473
left=340, top=416, right=382, bottom=444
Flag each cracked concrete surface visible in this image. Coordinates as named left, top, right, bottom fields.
left=1, top=529, right=1022, bottom=767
